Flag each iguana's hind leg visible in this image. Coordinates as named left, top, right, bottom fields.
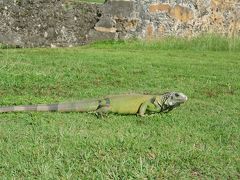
left=95, top=106, right=111, bottom=118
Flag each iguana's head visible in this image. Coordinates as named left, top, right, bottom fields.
left=161, top=92, right=188, bottom=112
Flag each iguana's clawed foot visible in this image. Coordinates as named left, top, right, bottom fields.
left=95, top=112, right=109, bottom=118
left=137, top=113, right=146, bottom=117
left=137, top=113, right=159, bottom=117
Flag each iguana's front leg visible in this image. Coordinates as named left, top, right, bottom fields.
left=138, top=98, right=161, bottom=116
left=138, top=101, right=149, bottom=116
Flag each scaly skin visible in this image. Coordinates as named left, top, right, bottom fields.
left=0, top=92, right=187, bottom=116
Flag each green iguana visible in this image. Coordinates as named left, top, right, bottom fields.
left=0, top=92, right=187, bottom=117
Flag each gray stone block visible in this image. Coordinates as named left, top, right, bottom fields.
left=102, top=0, right=135, bottom=18
left=88, top=29, right=117, bottom=42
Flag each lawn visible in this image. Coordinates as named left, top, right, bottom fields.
left=0, top=39, right=239, bottom=179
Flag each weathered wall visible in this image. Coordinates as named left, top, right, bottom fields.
left=91, top=0, right=240, bottom=41
left=0, top=0, right=100, bottom=47
left=0, top=0, right=240, bottom=47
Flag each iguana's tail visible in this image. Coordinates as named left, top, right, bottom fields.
left=0, top=99, right=103, bottom=113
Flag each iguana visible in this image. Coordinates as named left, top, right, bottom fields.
left=0, top=92, right=187, bottom=117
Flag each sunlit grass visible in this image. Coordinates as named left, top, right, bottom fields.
left=0, top=39, right=239, bottom=178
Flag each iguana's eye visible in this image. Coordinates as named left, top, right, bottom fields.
left=175, top=93, right=179, bottom=97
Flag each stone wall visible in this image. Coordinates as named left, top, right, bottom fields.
left=0, top=0, right=240, bottom=47
left=91, top=0, right=240, bottom=41
left=0, top=0, right=100, bottom=47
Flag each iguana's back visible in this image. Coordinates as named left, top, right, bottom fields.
left=107, top=94, right=152, bottom=114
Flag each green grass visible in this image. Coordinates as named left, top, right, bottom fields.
left=91, top=35, right=240, bottom=52
left=0, top=40, right=240, bottom=179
